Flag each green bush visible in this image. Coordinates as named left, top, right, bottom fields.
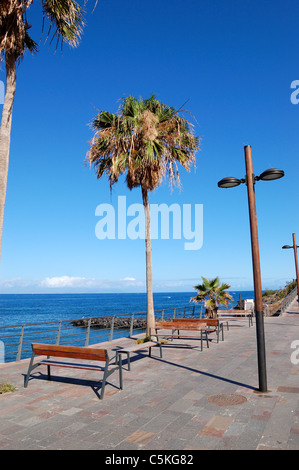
left=285, top=280, right=297, bottom=294
left=262, top=289, right=277, bottom=297
left=0, top=382, right=15, bottom=394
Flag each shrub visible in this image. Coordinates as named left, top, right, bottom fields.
left=262, top=289, right=278, bottom=297
left=0, top=382, right=15, bottom=394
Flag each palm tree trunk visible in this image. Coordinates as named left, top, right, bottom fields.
left=0, top=54, right=17, bottom=261
left=141, top=186, right=155, bottom=337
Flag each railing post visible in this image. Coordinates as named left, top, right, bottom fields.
left=56, top=321, right=62, bottom=344
left=130, top=314, right=134, bottom=337
left=16, top=325, right=24, bottom=361
left=110, top=316, right=115, bottom=341
left=85, top=319, right=91, bottom=346
left=173, top=308, right=176, bottom=319
left=161, top=309, right=164, bottom=320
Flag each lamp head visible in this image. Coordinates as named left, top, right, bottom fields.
left=217, top=177, right=245, bottom=188
left=258, top=168, right=284, bottom=181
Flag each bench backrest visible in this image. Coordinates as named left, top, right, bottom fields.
left=173, top=318, right=218, bottom=326
left=217, top=310, right=252, bottom=314
left=32, top=343, right=108, bottom=362
left=155, top=321, right=207, bottom=331
left=155, top=321, right=176, bottom=329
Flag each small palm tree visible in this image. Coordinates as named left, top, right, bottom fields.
left=0, top=0, right=86, bottom=261
left=191, top=276, right=233, bottom=318
left=87, top=95, right=200, bottom=335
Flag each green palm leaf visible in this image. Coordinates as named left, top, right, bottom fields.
left=191, top=276, right=232, bottom=318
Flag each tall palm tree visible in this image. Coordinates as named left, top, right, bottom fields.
left=0, top=0, right=85, bottom=261
left=87, top=95, right=200, bottom=335
left=191, top=276, right=233, bottom=318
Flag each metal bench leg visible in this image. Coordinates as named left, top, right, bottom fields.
left=118, top=356, right=123, bottom=390
left=100, top=368, right=109, bottom=399
left=47, top=356, right=51, bottom=380
left=24, top=352, right=35, bottom=388
left=127, top=352, right=131, bottom=371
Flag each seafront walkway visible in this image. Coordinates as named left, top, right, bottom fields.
left=0, top=299, right=298, bottom=451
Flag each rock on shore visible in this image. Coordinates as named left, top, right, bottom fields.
left=72, top=316, right=147, bottom=329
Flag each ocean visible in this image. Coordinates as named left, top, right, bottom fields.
left=0, top=291, right=254, bottom=362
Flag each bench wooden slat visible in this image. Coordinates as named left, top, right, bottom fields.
left=173, top=318, right=220, bottom=326
left=155, top=322, right=176, bottom=328
left=38, top=359, right=107, bottom=371
left=155, top=321, right=207, bottom=331
left=119, top=341, right=160, bottom=354
left=32, top=343, right=107, bottom=362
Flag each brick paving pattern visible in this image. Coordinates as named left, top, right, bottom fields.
left=0, top=299, right=298, bottom=450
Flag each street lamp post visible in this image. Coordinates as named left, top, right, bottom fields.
left=282, top=233, right=299, bottom=301
left=218, top=145, right=284, bottom=393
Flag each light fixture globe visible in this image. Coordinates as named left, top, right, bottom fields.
left=258, top=168, right=284, bottom=181
left=282, top=245, right=292, bottom=249
left=217, top=177, right=242, bottom=188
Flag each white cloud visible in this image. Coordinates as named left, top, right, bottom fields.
left=40, top=276, right=95, bottom=289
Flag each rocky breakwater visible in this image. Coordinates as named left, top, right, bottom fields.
left=72, top=316, right=147, bottom=329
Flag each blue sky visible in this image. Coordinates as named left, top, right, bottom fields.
left=0, top=0, right=298, bottom=293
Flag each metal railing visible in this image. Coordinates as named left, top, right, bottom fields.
left=280, top=286, right=298, bottom=314
left=0, top=304, right=204, bottom=363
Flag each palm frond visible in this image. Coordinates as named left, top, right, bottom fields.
left=87, top=95, right=200, bottom=193
left=191, top=276, right=232, bottom=308
left=42, top=0, right=85, bottom=48
left=0, top=0, right=85, bottom=64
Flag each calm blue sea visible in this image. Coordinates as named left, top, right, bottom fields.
left=0, top=291, right=254, bottom=362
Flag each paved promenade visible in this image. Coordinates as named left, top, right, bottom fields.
left=0, top=300, right=298, bottom=451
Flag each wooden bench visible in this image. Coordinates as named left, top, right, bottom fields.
left=24, top=343, right=123, bottom=400
left=173, top=318, right=224, bottom=342
left=116, top=341, right=162, bottom=371
left=217, top=310, right=253, bottom=328
left=150, top=321, right=209, bottom=351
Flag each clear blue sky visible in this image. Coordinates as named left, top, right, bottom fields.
left=0, top=0, right=298, bottom=293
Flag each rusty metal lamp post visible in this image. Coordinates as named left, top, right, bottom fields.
left=217, top=145, right=284, bottom=393
left=282, top=233, right=299, bottom=301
